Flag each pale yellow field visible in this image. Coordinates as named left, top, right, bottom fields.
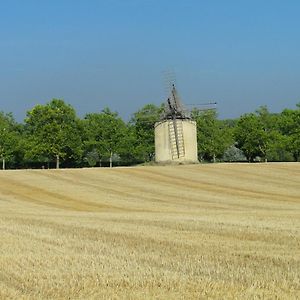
left=0, top=163, right=299, bottom=299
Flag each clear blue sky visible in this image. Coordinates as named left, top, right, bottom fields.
left=1, top=0, right=300, bottom=121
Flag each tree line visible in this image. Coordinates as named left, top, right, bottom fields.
left=0, top=99, right=299, bottom=169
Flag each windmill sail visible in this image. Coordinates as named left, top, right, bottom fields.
left=162, top=84, right=190, bottom=120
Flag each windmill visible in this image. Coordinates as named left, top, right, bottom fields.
left=162, top=84, right=189, bottom=160
left=155, top=84, right=216, bottom=164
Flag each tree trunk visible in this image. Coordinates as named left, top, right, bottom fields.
left=56, top=155, right=60, bottom=169
left=2, top=157, right=5, bottom=170
left=109, top=151, right=113, bottom=168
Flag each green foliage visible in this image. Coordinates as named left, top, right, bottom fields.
left=0, top=112, right=20, bottom=168
left=191, top=109, right=233, bottom=162
left=235, top=113, right=265, bottom=162
left=234, top=106, right=293, bottom=162
left=130, top=104, right=163, bottom=161
left=279, top=104, right=300, bottom=161
left=24, top=99, right=82, bottom=167
left=82, top=108, right=128, bottom=166
left=265, top=132, right=292, bottom=161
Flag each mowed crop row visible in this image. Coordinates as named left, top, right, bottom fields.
left=0, top=163, right=299, bottom=299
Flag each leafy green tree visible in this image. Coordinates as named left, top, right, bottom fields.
left=255, top=106, right=283, bottom=162
left=0, top=112, right=20, bottom=169
left=24, top=99, right=82, bottom=168
left=130, top=104, right=163, bottom=162
left=235, top=106, right=293, bottom=162
left=265, top=131, right=292, bottom=161
left=117, top=124, right=141, bottom=165
left=279, top=104, right=300, bottom=161
left=83, top=108, right=127, bottom=167
left=191, top=109, right=233, bottom=162
left=254, top=107, right=290, bottom=161
left=234, top=113, right=268, bottom=162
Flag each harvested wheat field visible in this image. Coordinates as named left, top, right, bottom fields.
left=0, top=163, right=300, bottom=299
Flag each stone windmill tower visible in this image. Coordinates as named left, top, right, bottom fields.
left=154, top=84, right=198, bottom=164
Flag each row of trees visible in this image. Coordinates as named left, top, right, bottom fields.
left=193, top=104, right=300, bottom=163
left=0, top=99, right=299, bottom=169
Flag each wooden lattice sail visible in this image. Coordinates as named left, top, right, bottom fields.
left=155, top=85, right=198, bottom=164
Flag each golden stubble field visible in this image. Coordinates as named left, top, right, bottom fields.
left=0, top=163, right=299, bottom=299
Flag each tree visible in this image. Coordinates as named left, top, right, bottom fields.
left=255, top=106, right=286, bottom=162
left=0, top=112, right=20, bottom=169
left=235, top=106, right=294, bottom=162
left=83, top=108, right=127, bottom=167
left=279, top=104, right=300, bottom=161
left=191, top=109, right=233, bottom=162
left=265, top=131, right=292, bottom=162
left=24, top=99, right=82, bottom=168
left=254, top=107, right=291, bottom=161
left=234, top=113, right=268, bottom=162
left=130, top=104, right=163, bottom=162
